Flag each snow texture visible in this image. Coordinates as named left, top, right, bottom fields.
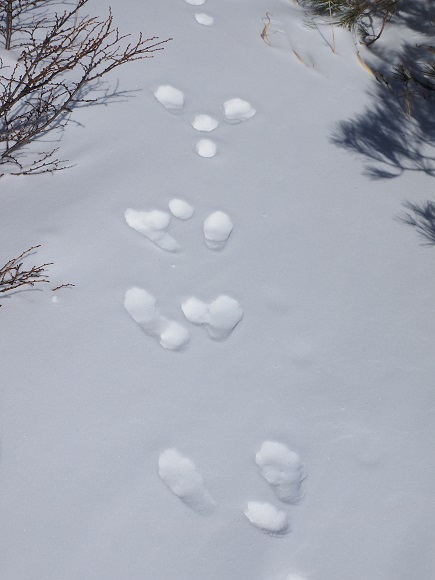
left=223, top=97, right=256, bottom=122
left=244, top=501, right=290, bottom=535
left=192, top=114, right=219, bottom=132
left=154, top=85, right=185, bottom=111
left=195, top=139, right=217, bottom=158
left=158, top=449, right=216, bottom=515
left=124, top=287, right=189, bottom=351
left=169, top=198, right=194, bottom=220
left=203, top=210, right=233, bottom=249
left=184, top=0, right=205, bottom=4
left=125, top=208, right=180, bottom=252
left=182, top=295, right=243, bottom=340
left=256, top=441, right=305, bottom=504
left=195, top=13, right=214, bottom=26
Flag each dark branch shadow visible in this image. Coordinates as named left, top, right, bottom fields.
left=331, top=42, right=435, bottom=180
left=398, top=200, right=435, bottom=244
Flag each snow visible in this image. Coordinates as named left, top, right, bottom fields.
left=169, top=198, right=195, bottom=220
left=203, top=210, right=233, bottom=249
left=192, top=113, right=219, bottom=132
left=255, top=441, right=305, bottom=504
left=195, top=13, right=214, bottom=26
left=1, top=0, right=435, bottom=578
left=195, top=138, right=217, bottom=157
left=124, top=287, right=189, bottom=350
left=244, top=501, right=290, bottom=535
left=158, top=448, right=216, bottom=515
left=223, top=97, right=256, bottom=122
left=153, top=84, right=185, bottom=111
left=182, top=294, right=243, bottom=340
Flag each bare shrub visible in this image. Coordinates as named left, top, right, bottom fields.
left=0, top=0, right=171, bottom=175
left=0, top=244, right=51, bottom=305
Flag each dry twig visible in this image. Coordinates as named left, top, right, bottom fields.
left=0, top=244, right=52, bottom=305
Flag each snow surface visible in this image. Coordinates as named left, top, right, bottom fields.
left=1, top=0, right=435, bottom=578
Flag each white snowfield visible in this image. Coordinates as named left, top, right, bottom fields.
left=1, top=0, right=435, bottom=578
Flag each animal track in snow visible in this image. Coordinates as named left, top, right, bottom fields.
left=256, top=441, right=305, bottom=504
left=184, top=0, right=205, bottom=4
left=192, top=114, right=219, bottom=132
left=125, top=208, right=180, bottom=252
left=244, top=501, right=290, bottom=536
left=158, top=448, right=216, bottom=515
left=124, top=287, right=189, bottom=351
left=203, top=211, right=233, bottom=249
left=195, top=139, right=217, bottom=158
left=195, top=13, right=214, bottom=26
left=169, top=198, right=194, bottom=220
left=182, top=295, right=243, bottom=340
left=154, top=85, right=185, bottom=111
left=223, top=98, right=256, bottom=123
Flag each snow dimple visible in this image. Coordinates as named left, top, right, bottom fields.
left=125, top=208, right=180, bottom=252
left=244, top=501, right=290, bottom=535
left=195, top=13, right=214, bottom=26
left=184, top=0, right=205, bottom=4
left=255, top=441, right=305, bottom=504
left=203, top=210, right=233, bottom=249
left=192, top=114, right=219, bottom=132
left=195, top=139, right=217, bottom=158
left=169, top=198, right=194, bottom=220
left=124, top=287, right=189, bottom=351
left=182, top=295, right=243, bottom=340
left=223, top=98, right=256, bottom=122
left=158, top=449, right=216, bottom=515
left=154, top=85, right=185, bottom=111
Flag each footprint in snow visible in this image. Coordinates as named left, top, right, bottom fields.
left=203, top=210, right=233, bottom=249
left=125, top=208, right=180, bottom=252
left=124, top=287, right=189, bottom=351
left=168, top=198, right=195, bottom=220
left=154, top=85, right=185, bottom=112
left=192, top=114, right=219, bottom=132
left=255, top=441, right=305, bottom=504
left=182, top=295, right=243, bottom=341
left=195, top=138, right=217, bottom=158
left=159, top=448, right=216, bottom=515
left=244, top=501, right=290, bottom=536
left=223, top=98, right=256, bottom=123
left=195, top=13, right=214, bottom=26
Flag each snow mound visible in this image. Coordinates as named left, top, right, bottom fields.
left=203, top=210, right=233, bottom=249
left=158, top=449, right=216, bottom=515
left=125, top=208, right=180, bottom=252
left=195, top=139, right=217, bottom=158
left=154, top=85, right=185, bottom=111
left=244, top=501, right=289, bottom=535
left=182, top=294, right=243, bottom=340
left=195, top=13, right=214, bottom=26
left=124, top=288, right=189, bottom=351
left=169, top=198, right=194, bottom=220
left=192, top=114, right=219, bottom=132
left=255, top=441, right=305, bottom=504
left=223, top=97, right=256, bottom=122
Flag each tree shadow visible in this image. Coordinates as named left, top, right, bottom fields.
left=331, top=43, right=435, bottom=180
left=398, top=200, right=435, bottom=245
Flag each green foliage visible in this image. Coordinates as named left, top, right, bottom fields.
left=299, top=0, right=399, bottom=45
